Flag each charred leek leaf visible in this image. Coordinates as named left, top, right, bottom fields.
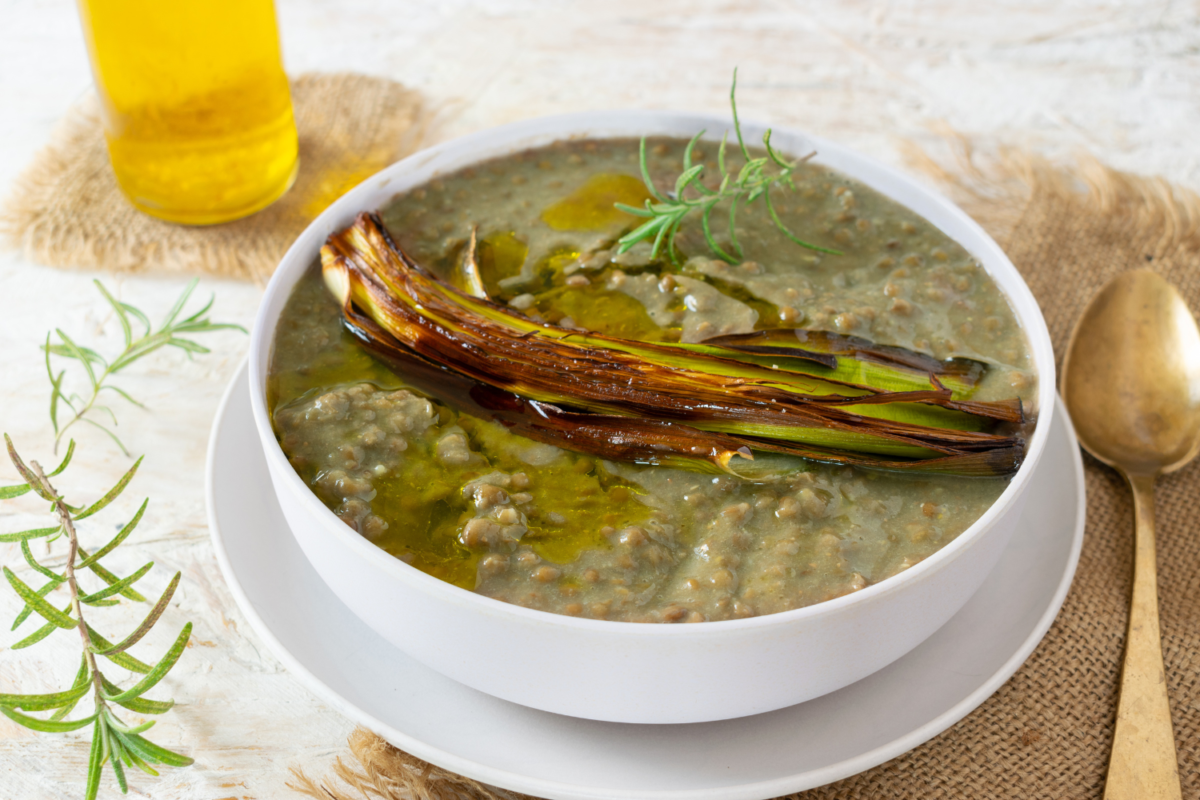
left=342, top=304, right=1022, bottom=478
left=322, top=213, right=1026, bottom=476
left=330, top=215, right=1021, bottom=431
left=701, top=329, right=990, bottom=400
left=707, top=328, right=983, bottom=379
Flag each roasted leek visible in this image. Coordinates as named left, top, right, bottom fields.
left=321, top=212, right=1027, bottom=477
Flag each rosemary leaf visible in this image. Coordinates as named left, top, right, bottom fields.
left=122, top=744, right=158, bottom=777
left=4, top=435, right=53, bottom=502
left=612, top=201, right=655, bottom=218
left=93, top=281, right=134, bottom=349
left=50, top=655, right=91, bottom=722
left=12, top=617, right=60, bottom=649
left=53, top=329, right=101, bottom=392
left=80, top=554, right=147, bottom=602
left=763, top=184, right=840, bottom=255
left=2, top=567, right=76, bottom=629
left=110, top=727, right=193, bottom=769
left=47, top=440, right=75, bottom=477
left=113, top=730, right=135, bottom=766
left=0, top=705, right=95, bottom=733
left=99, top=383, right=146, bottom=409
left=179, top=291, right=216, bottom=324
left=74, top=456, right=143, bottom=521
left=77, top=416, right=132, bottom=458
left=699, top=202, right=736, bottom=263
left=21, top=539, right=64, bottom=583
left=79, top=562, right=153, bottom=606
left=97, top=713, right=112, bottom=776
left=0, top=482, right=31, bottom=500
left=160, top=278, right=198, bottom=329
left=0, top=680, right=92, bottom=712
left=89, top=571, right=179, bottom=656
left=0, top=525, right=60, bottom=544
left=100, top=673, right=174, bottom=715
left=165, top=337, right=213, bottom=356
left=85, top=624, right=152, bottom=674
left=103, top=622, right=192, bottom=703
left=109, top=739, right=129, bottom=793
left=85, top=718, right=103, bottom=800
left=77, top=498, right=147, bottom=568
left=44, top=343, right=107, bottom=365
left=103, top=707, right=156, bottom=736
left=119, top=298, right=152, bottom=335
left=46, top=334, right=67, bottom=436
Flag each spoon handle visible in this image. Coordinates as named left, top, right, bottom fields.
left=1104, top=474, right=1181, bottom=800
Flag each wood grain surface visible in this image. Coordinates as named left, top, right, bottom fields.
left=2, top=1, right=1197, bottom=798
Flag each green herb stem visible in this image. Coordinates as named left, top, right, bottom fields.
left=3, top=437, right=194, bottom=799
left=28, top=460, right=110, bottom=729
left=615, top=68, right=842, bottom=265
left=0, top=276, right=233, bottom=796
left=47, top=279, right=245, bottom=456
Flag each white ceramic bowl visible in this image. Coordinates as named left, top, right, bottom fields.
left=248, top=111, right=1056, bottom=725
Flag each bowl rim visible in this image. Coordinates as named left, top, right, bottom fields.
left=248, top=108, right=1057, bottom=637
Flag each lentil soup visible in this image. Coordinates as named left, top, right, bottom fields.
left=268, top=136, right=1035, bottom=623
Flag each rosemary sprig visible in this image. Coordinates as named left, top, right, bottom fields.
left=1, top=277, right=239, bottom=796
left=614, top=68, right=842, bottom=264
left=45, top=278, right=245, bottom=456
left=1, top=435, right=193, bottom=799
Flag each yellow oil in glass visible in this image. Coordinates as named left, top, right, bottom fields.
left=77, top=0, right=299, bottom=225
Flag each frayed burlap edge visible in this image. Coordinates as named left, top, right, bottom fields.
left=897, top=128, right=1200, bottom=257
left=1, top=72, right=433, bottom=284
left=288, top=727, right=532, bottom=800
left=291, top=141, right=1200, bottom=800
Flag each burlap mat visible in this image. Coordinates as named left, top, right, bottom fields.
left=0, top=73, right=426, bottom=283
left=287, top=145, right=1200, bottom=799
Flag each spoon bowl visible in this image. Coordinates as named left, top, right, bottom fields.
left=1063, top=269, right=1200, bottom=476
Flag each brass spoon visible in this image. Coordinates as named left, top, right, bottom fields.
left=1062, top=269, right=1198, bottom=800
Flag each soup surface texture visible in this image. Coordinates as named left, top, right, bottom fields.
left=268, top=136, right=1035, bottom=623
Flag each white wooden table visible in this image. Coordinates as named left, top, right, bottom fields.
left=2, top=1, right=1197, bottom=797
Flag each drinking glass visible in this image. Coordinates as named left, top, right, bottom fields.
left=77, top=0, right=299, bottom=225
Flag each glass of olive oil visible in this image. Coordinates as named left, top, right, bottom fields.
left=76, top=0, right=299, bottom=225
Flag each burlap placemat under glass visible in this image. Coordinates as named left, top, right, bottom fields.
left=288, top=147, right=1200, bottom=799
left=1, top=72, right=426, bottom=283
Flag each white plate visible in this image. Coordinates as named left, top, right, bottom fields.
left=207, top=362, right=1084, bottom=800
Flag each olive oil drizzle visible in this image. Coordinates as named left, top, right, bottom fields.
left=269, top=296, right=653, bottom=589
